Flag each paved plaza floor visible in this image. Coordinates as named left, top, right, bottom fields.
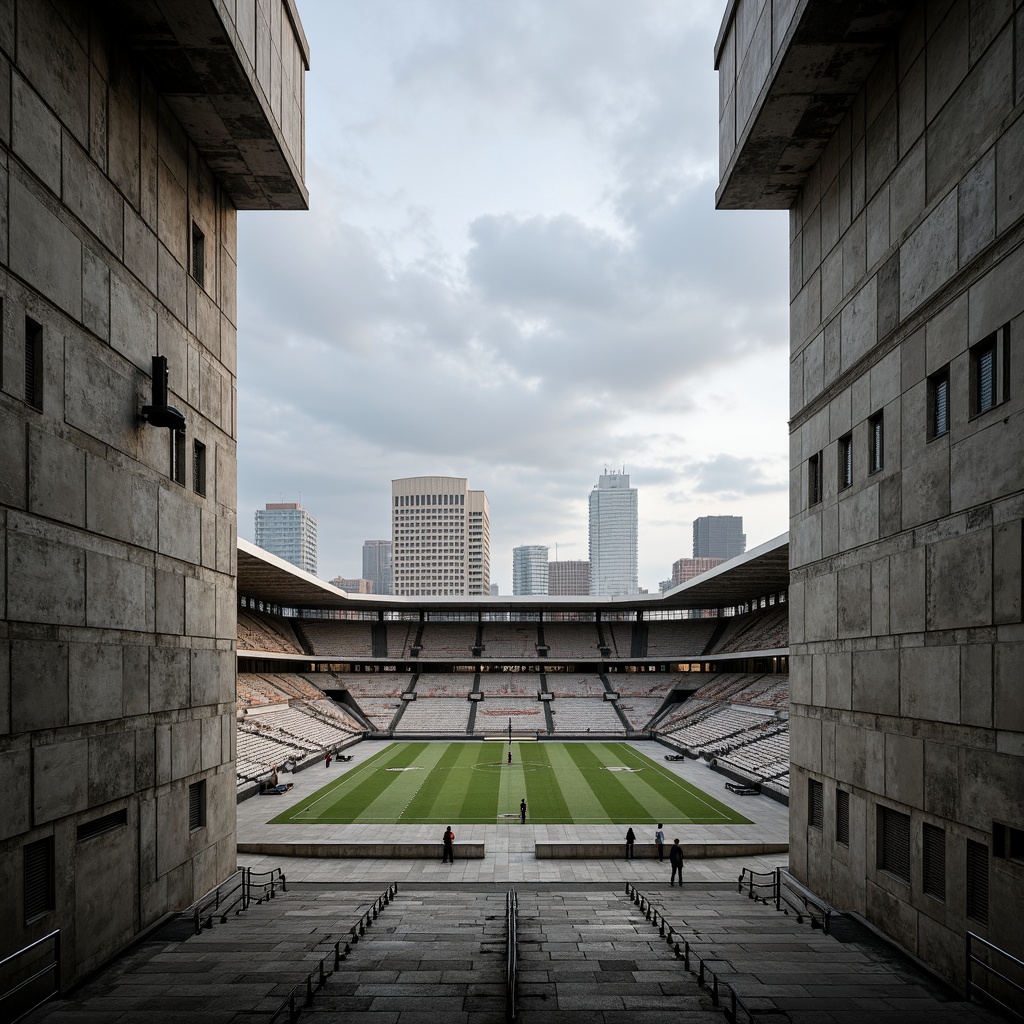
left=236, top=739, right=790, bottom=885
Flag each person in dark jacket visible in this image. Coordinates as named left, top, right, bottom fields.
left=625, top=827, right=636, bottom=860
left=442, top=826, right=455, bottom=863
left=669, top=838, right=683, bottom=885
left=655, top=824, right=665, bottom=860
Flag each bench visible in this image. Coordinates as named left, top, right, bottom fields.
left=725, top=782, right=760, bottom=795
left=535, top=841, right=788, bottom=860
left=237, top=841, right=486, bottom=859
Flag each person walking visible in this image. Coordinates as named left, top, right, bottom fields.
left=625, top=827, right=636, bottom=860
left=442, top=826, right=455, bottom=863
left=520, top=798, right=527, bottom=824
left=325, top=750, right=331, bottom=768
left=669, top=838, right=683, bottom=885
left=655, top=824, right=665, bottom=861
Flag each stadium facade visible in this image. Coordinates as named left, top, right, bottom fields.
left=512, top=544, right=549, bottom=595
left=588, top=470, right=639, bottom=596
left=391, top=476, right=491, bottom=597
left=0, top=0, right=308, bottom=986
left=718, top=0, right=1024, bottom=987
left=255, top=502, right=318, bottom=575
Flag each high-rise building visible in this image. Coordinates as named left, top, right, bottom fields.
left=329, top=577, right=373, bottom=593
left=588, top=470, right=638, bottom=596
left=672, top=556, right=726, bottom=587
left=513, top=545, right=549, bottom=595
left=255, top=503, right=318, bottom=575
left=548, top=560, right=591, bottom=596
left=392, top=477, right=490, bottom=596
left=362, top=539, right=393, bottom=596
left=692, top=516, right=745, bottom=560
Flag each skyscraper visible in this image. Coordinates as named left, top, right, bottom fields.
left=692, top=515, right=745, bottom=560
left=512, top=545, right=549, bottom=595
left=392, top=477, right=490, bottom=596
left=362, top=539, right=393, bottom=596
left=548, top=560, right=591, bottom=596
left=588, top=470, right=638, bottom=596
left=255, top=502, right=318, bottom=575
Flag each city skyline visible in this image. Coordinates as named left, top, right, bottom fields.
left=234, top=2, right=789, bottom=594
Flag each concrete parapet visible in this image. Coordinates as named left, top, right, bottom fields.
left=237, top=841, right=486, bottom=859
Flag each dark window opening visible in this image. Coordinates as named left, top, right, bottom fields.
left=24, top=838, right=55, bottom=923
left=993, top=822, right=1024, bottom=864
left=193, top=440, right=207, bottom=497
left=808, top=452, right=823, bottom=506
left=839, top=434, right=852, bottom=490
left=77, top=809, right=128, bottom=842
left=191, top=222, right=205, bottom=287
left=189, top=780, right=207, bottom=832
left=25, top=316, right=43, bottom=410
left=928, top=366, right=950, bottom=439
left=922, top=823, right=946, bottom=901
left=836, top=789, right=850, bottom=847
left=966, top=840, right=989, bottom=925
left=808, top=779, right=823, bottom=831
left=170, top=429, right=186, bottom=485
left=868, top=412, right=883, bottom=473
left=878, top=806, right=911, bottom=883
left=971, top=325, right=1009, bottom=417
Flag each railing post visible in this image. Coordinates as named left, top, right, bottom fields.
left=774, top=866, right=781, bottom=911
left=965, top=934, right=972, bottom=1001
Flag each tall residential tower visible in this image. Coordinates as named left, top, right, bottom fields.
left=692, top=515, right=746, bottom=560
left=588, top=470, right=638, bottom=596
left=362, top=539, right=393, bottom=596
left=512, top=545, right=549, bottom=595
left=255, top=503, right=318, bottom=576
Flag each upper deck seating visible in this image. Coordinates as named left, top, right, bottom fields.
left=541, top=623, right=602, bottom=658
left=237, top=610, right=304, bottom=654
left=543, top=673, right=605, bottom=697
left=478, top=673, right=541, bottom=696
left=394, top=697, right=471, bottom=734
left=480, top=624, right=537, bottom=658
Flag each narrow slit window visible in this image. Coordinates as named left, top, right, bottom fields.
left=188, top=780, right=207, bottom=832
left=966, top=840, right=989, bottom=925
left=839, top=434, right=853, bottom=490
left=878, top=806, right=911, bottom=883
left=868, top=412, right=884, bottom=473
left=170, top=429, right=186, bottom=485
left=193, top=440, right=207, bottom=497
left=191, top=222, right=205, bottom=287
left=928, top=366, right=950, bottom=439
left=922, top=823, right=946, bottom=901
left=971, top=325, right=1009, bottom=416
left=808, top=452, right=823, bottom=506
left=24, top=837, right=55, bottom=923
left=836, top=789, right=850, bottom=846
left=25, top=316, right=43, bottom=410
left=808, top=779, right=823, bottom=830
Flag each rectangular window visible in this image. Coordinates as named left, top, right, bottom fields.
left=808, top=452, right=823, bottom=506
left=25, top=316, right=43, bottom=410
left=928, top=366, right=950, bottom=439
left=836, top=789, right=850, bottom=846
left=193, top=440, right=207, bottom=497
left=170, top=429, right=186, bottom=485
left=24, top=838, right=55, bottom=923
left=966, top=840, right=989, bottom=925
left=993, top=822, right=1024, bottom=863
left=878, top=806, right=911, bottom=883
left=191, top=222, right=205, bottom=287
left=838, top=434, right=853, bottom=490
left=971, top=325, right=1009, bottom=416
left=868, top=412, right=883, bottom=473
left=77, top=809, right=128, bottom=843
left=808, top=778, right=823, bottom=830
left=921, top=823, right=946, bottom=901
left=188, top=780, right=207, bottom=832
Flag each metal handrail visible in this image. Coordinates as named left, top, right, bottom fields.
left=0, top=929, right=61, bottom=1024
left=625, top=885, right=758, bottom=1024
left=268, top=883, right=398, bottom=1024
left=186, top=868, right=248, bottom=934
left=246, top=867, right=287, bottom=904
left=506, top=889, right=518, bottom=1022
left=966, top=931, right=1024, bottom=1018
left=776, top=869, right=832, bottom=934
left=737, top=867, right=777, bottom=904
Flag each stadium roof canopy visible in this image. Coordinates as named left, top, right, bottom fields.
left=237, top=532, right=789, bottom=615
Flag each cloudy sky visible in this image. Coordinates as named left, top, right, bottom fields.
left=236, top=0, right=790, bottom=593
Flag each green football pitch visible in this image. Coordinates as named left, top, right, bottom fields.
left=269, top=741, right=752, bottom=826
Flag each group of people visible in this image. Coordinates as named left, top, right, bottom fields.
left=625, top=824, right=684, bottom=884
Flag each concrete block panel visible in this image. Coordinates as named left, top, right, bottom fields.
left=835, top=723, right=867, bottom=789
left=201, top=715, right=221, bottom=771
left=867, top=881, right=918, bottom=954
left=870, top=348, right=901, bottom=409
left=993, top=520, right=1022, bottom=624
left=33, top=737, right=89, bottom=824
left=122, top=645, right=149, bottom=718
left=157, top=486, right=201, bottom=564
left=925, top=293, right=967, bottom=375
left=155, top=787, right=186, bottom=879
left=63, top=134, right=124, bottom=257
left=0, top=402, right=28, bottom=509
left=825, top=651, right=853, bottom=710
left=884, top=730, right=924, bottom=805
left=804, top=571, right=838, bottom=641
left=789, top=580, right=806, bottom=645
left=88, top=729, right=136, bottom=805
left=890, top=139, right=926, bottom=241
left=842, top=212, right=866, bottom=297
left=106, top=49, right=141, bottom=207
left=148, top=646, right=189, bottom=715
left=866, top=185, right=890, bottom=268
left=0, top=747, right=30, bottom=840
left=86, top=550, right=153, bottom=633
left=899, top=52, right=926, bottom=157
left=69, top=642, right=123, bottom=725
left=200, top=507, right=216, bottom=570
left=994, top=642, right=1024, bottom=732
left=157, top=242, right=186, bottom=326
left=840, top=276, right=877, bottom=369
left=215, top=516, right=234, bottom=577
left=900, top=644, right=960, bottom=723
left=184, top=576, right=216, bottom=639
left=791, top=273, right=822, bottom=349
left=790, top=652, right=812, bottom=704
left=968, top=239, right=1024, bottom=340
left=876, top=250, right=900, bottom=340
left=9, top=175, right=82, bottom=320
left=961, top=745, right=1024, bottom=832
left=899, top=190, right=958, bottom=316
left=11, top=640, right=69, bottom=732
left=192, top=648, right=233, bottom=706
left=86, top=453, right=158, bottom=550
left=821, top=502, right=840, bottom=558
left=960, top=642, right=993, bottom=727
left=927, top=25, right=1012, bottom=204
left=8, top=526, right=85, bottom=625
left=838, top=562, right=872, bottom=638
left=155, top=724, right=171, bottom=787
left=923, top=739, right=960, bottom=821
left=889, top=546, right=926, bottom=633
left=866, top=96, right=898, bottom=200
left=89, top=62, right=107, bottom=175
left=822, top=245, right=843, bottom=321
left=65, top=338, right=142, bottom=455
left=157, top=158, right=188, bottom=268
left=790, top=712, right=821, bottom=773
left=170, top=718, right=201, bottom=781
left=811, top=652, right=827, bottom=706
left=951, top=417, right=1024, bottom=514
left=11, top=73, right=61, bottom=193
left=81, top=245, right=111, bottom=341
left=154, top=569, right=185, bottom=636
left=0, top=638, right=8, bottom=735
left=852, top=648, right=900, bottom=715
left=996, top=111, right=1024, bottom=232
left=864, top=726, right=886, bottom=794
left=927, top=2, right=970, bottom=118
left=871, top=556, right=890, bottom=634
left=926, top=528, right=992, bottom=630
left=901, top=441, right=950, bottom=529
left=801, top=331, right=824, bottom=406
left=958, top=147, right=996, bottom=264
left=110, top=272, right=157, bottom=374
left=124, top=207, right=158, bottom=294
left=28, top=426, right=86, bottom=527
left=215, top=581, right=236, bottom=643
left=135, top=728, right=155, bottom=791
left=839, top=485, right=880, bottom=551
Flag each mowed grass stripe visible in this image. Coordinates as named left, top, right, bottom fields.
left=563, top=742, right=649, bottom=822
left=355, top=741, right=453, bottom=823
left=538, top=744, right=613, bottom=822
left=524, top=745, right=571, bottom=822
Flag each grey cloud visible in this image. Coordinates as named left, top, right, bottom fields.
left=688, top=454, right=788, bottom=499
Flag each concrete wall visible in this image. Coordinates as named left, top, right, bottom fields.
left=0, top=0, right=304, bottom=985
left=721, top=0, right=1024, bottom=989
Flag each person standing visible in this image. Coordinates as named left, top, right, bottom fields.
left=669, top=838, right=683, bottom=885
left=655, top=824, right=665, bottom=861
left=325, top=750, right=332, bottom=768
left=520, top=798, right=527, bottom=824
left=442, top=826, right=455, bottom=863
left=625, top=827, right=636, bottom=860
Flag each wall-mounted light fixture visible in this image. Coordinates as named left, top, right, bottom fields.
left=141, top=355, right=186, bottom=432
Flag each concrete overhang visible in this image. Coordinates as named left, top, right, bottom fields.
left=237, top=533, right=790, bottom=615
left=716, top=0, right=914, bottom=210
left=98, top=0, right=309, bottom=210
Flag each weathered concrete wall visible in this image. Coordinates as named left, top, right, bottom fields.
left=0, top=0, right=303, bottom=986
left=768, top=0, right=1024, bottom=988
